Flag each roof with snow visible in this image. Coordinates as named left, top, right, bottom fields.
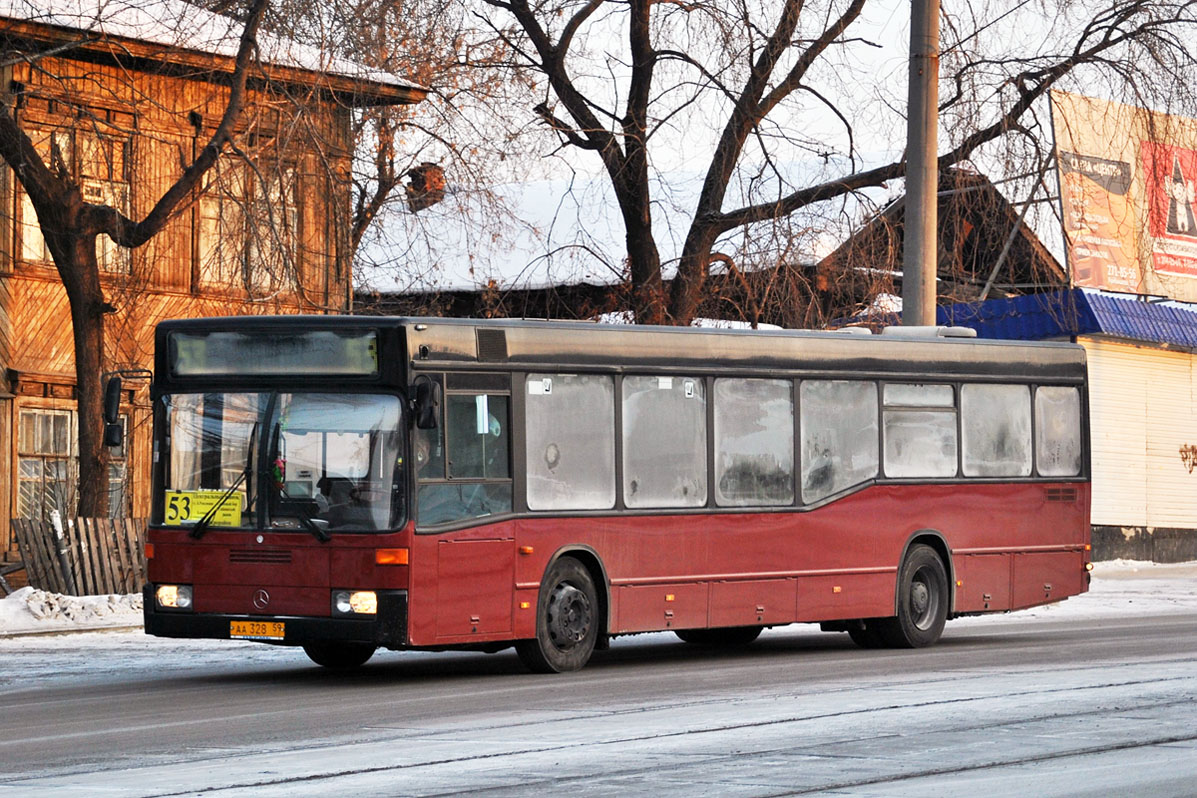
left=937, top=289, right=1197, bottom=350
left=0, top=0, right=426, bottom=106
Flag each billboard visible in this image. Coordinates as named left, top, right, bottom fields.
left=1051, top=91, right=1197, bottom=301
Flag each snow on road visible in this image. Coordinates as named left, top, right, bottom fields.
left=1, top=561, right=1194, bottom=797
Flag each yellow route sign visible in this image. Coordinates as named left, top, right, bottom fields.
left=163, top=490, right=243, bottom=527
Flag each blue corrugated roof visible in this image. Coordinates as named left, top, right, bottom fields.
left=937, top=289, right=1197, bottom=349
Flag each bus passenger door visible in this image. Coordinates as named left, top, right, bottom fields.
left=435, top=538, right=515, bottom=637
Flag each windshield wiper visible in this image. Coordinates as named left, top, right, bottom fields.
left=189, top=466, right=248, bottom=540
left=294, top=507, right=331, bottom=543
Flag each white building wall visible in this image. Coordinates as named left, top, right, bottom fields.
left=1083, top=338, right=1197, bottom=529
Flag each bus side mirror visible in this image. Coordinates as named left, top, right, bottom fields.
left=413, top=379, right=441, bottom=430
left=103, top=376, right=125, bottom=447
left=104, top=422, right=124, bottom=448
left=103, top=375, right=122, bottom=424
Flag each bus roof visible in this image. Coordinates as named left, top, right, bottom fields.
left=156, top=316, right=1087, bottom=384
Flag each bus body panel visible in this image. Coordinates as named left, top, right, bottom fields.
left=400, top=481, right=1089, bottom=646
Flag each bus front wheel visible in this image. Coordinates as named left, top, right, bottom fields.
left=516, top=557, right=599, bottom=673
left=303, top=642, right=376, bottom=669
left=876, top=544, right=948, bottom=648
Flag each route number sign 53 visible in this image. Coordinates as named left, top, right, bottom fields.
left=163, top=491, right=243, bottom=527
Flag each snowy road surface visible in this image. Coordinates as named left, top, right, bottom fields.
left=1, top=562, right=1195, bottom=797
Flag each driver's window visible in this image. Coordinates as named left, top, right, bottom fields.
left=446, top=394, right=510, bottom=479
left=417, top=388, right=512, bottom=527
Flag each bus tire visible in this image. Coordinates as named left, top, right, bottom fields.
left=675, top=626, right=762, bottom=647
left=516, top=557, right=599, bottom=673
left=877, top=544, right=948, bottom=648
left=303, top=642, right=376, bottom=669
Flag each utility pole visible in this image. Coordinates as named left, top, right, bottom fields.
left=902, top=0, right=940, bottom=325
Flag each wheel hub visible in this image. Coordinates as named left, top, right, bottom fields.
left=910, top=581, right=930, bottom=616
left=546, top=583, right=591, bottom=648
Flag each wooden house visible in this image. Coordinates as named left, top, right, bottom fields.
left=0, top=1, right=425, bottom=563
left=814, top=167, right=1068, bottom=319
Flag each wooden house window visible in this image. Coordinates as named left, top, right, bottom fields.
left=199, top=159, right=299, bottom=293
left=17, top=407, right=75, bottom=522
left=247, top=164, right=298, bottom=293
left=16, top=407, right=128, bottom=521
left=17, top=125, right=132, bottom=274
left=78, top=130, right=132, bottom=274
left=199, top=161, right=247, bottom=287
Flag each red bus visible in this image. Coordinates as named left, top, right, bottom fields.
left=132, top=316, right=1091, bottom=672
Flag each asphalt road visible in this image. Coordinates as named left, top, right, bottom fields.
left=4, top=610, right=1197, bottom=796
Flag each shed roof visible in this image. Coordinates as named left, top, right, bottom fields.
left=937, top=289, right=1197, bottom=349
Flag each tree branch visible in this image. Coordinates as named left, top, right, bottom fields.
left=95, top=0, right=271, bottom=247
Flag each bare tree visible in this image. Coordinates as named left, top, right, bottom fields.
left=0, top=0, right=270, bottom=517
left=475, top=0, right=1197, bottom=324
left=238, top=0, right=544, bottom=299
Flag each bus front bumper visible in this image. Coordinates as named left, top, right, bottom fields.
left=142, top=586, right=409, bottom=648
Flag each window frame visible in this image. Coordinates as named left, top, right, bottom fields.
left=196, top=156, right=302, bottom=294
left=415, top=374, right=514, bottom=529
left=880, top=382, right=960, bottom=479
left=16, top=116, right=133, bottom=274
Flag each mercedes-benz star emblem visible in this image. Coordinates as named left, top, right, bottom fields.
left=252, top=589, right=270, bottom=610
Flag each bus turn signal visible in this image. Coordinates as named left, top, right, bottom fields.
left=375, top=548, right=409, bottom=565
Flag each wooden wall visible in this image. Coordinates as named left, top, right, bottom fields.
left=1, top=43, right=360, bottom=562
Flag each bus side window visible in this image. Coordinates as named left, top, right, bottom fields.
left=1035, top=386, right=1082, bottom=477
left=714, top=378, right=794, bottom=507
left=445, top=394, right=510, bottom=479
left=882, top=383, right=957, bottom=478
left=622, top=376, right=707, bottom=508
left=961, top=384, right=1032, bottom=477
left=800, top=380, right=879, bottom=504
left=525, top=374, right=616, bottom=511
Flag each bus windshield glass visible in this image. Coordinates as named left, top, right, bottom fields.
left=159, top=392, right=405, bottom=533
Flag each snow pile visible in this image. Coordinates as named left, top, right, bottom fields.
left=0, top=587, right=142, bottom=635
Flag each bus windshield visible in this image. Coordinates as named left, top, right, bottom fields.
left=159, top=392, right=405, bottom=533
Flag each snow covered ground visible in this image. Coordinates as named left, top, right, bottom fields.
left=2, top=560, right=1195, bottom=798
left=1, top=560, right=1194, bottom=637
left=0, top=586, right=143, bottom=635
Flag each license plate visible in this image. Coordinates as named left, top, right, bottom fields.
left=230, top=620, right=285, bottom=640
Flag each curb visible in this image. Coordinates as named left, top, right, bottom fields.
left=0, top=623, right=144, bottom=639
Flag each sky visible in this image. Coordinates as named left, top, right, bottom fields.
left=355, top=0, right=1082, bottom=297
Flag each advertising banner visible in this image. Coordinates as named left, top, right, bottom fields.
left=1051, top=91, right=1197, bottom=301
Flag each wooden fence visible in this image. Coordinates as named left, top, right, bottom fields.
left=10, top=518, right=147, bottom=596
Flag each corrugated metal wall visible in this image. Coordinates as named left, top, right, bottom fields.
left=1084, top=338, right=1197, bottom=528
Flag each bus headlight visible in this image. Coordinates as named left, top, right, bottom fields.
left=156, top=584, right=193, bottom=611
left=333, top=590, right=377, bottom=616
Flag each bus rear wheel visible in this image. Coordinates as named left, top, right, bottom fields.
left=516, top=557, right=600, bottom=673
left=303, top=642, right=376, bottom=669
left=675, top=626, right=763, bottom=647
left=876, top=544, right=948, bottom=648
